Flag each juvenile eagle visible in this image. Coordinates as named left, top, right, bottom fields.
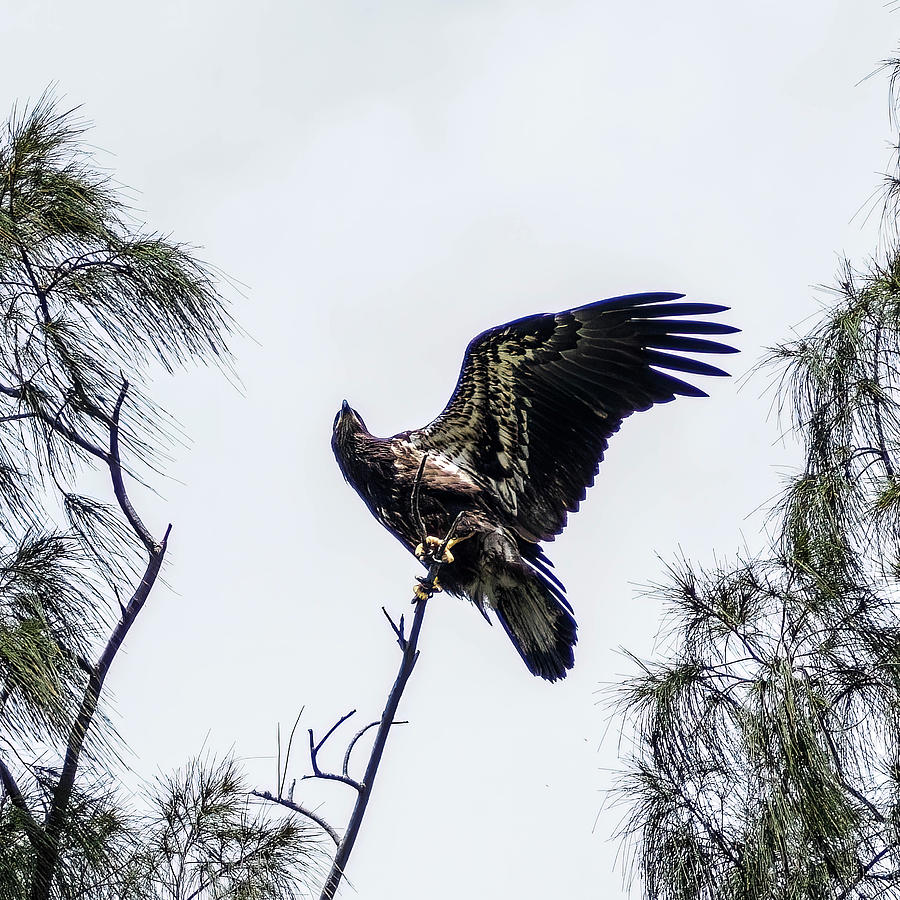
left=332, top=292, right=737, bottom=681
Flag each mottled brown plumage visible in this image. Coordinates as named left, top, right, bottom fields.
left=332, top=292, right=738, bottom=681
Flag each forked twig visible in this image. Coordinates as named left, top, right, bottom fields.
left=304, top=711, right=361, bottom=792
left=381, top=607, right=405, bottom=646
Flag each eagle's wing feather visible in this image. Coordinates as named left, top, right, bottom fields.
left=409, top=292, right=738, bottom=541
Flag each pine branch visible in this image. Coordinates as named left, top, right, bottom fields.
left=0, top=754, right=34, bottom=826
left=871, top=322, right=895, bottom=478
left=0, top=754, right=51, bottom=862
left=836, top=846, right=895, bottom=900
left=29, top=521, right=171, bottom=900
left=0, top=381, right=109, bottom=462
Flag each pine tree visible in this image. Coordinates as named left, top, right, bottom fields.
left=0, top=95, right=319, bottom=900
left=616, top=60, right=900, bottom=900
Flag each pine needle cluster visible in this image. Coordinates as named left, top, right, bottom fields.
left=616, top=66, right=900, bottom=900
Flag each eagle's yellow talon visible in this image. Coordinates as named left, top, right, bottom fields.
left=445, top=534, right=472, bottom=553
left=413, top=575, right=442, bottom=602
left=415, top=535, right=455, bottom=564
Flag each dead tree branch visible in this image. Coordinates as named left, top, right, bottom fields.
left=255, top=459, right=461, bottom=898
left=318, top=510, right=464, bottom=900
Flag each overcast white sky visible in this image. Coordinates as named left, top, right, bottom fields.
left=1, top=1, right=897, bottom=897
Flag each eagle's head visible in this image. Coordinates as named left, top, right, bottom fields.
left=331, top=400, right=370, bottom=477
left=332, top=399, right=367, bottom=434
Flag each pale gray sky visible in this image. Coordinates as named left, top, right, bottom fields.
left=1, top=2, right=895, bottom=897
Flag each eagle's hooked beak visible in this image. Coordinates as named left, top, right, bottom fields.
left=334, top=399, right=361, bottom=434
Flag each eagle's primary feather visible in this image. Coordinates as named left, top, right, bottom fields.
left=332, top=292, right=738, bottom=681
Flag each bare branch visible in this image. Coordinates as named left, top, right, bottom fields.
left=108, top=380, right=155, bottom=552
left=251, top=790, right=340, bottom=847
left=311, top=710, right=356, bottom=762
left=342, top=720, right=407, bottom=779
left=318, top=511, right=465, bottom=900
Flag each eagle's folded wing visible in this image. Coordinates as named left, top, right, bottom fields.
left=409, top=292, right=738, bottom=542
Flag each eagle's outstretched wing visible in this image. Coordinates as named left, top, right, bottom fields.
left=409, top=292, right=738, bottom=542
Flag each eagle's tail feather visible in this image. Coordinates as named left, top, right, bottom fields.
left=491, top=567, right=577, bottom=682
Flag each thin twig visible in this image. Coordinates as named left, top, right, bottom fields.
left=381, top=607, right=405, bottom=647
left=109, top=380, right=155, bottom=552
left=836, top=845, right=894, bottom=900
left=410, top=453, right=428, bottom=547
left=871, top=323, right=896, bottom=478
left=342, top=720, right=408, bottom=779
left=250, top=790, right=340, bottom=847
left=15, top=233, right=49, bottom=321
left=278, top=706, right=305, bottom=798
left=311, top=711, right=357, bottom=764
